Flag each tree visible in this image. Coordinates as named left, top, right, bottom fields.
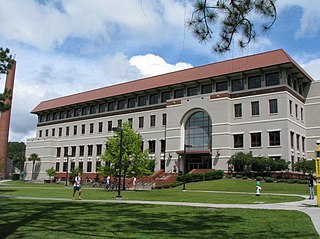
left=99, top=122, right=153, bottom=189
left=188, top=0, right=277, bottom=52
left=46, top=167, right=56, bottom=182
left=0, top=47, right=14, bottom=76
left=228, top=151, right=253, bottom=172
left=294, top=159, right=315, bottom=174
left=28, top=153, right=41, bottom=180
left=70, top=167, right=82, bottom=178
left=7, top=142, right=26, bottom=171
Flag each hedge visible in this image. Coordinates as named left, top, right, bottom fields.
left=176, top=170, right=224, bottom=183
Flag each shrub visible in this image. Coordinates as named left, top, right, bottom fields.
left=256, top=176, right=263, bottom=181
left=235, top=174, right=242, bottom=179
left=264, top=177, right=274, bottom=183
left=287, top=179, right=299, bottom=184
left=177, top=170, right=223, bottom=183
left=242, top=176, right=248, bottom=180
left=298, top=179, right=308, bottom=184
left=276, top=179, right=287, bottom=183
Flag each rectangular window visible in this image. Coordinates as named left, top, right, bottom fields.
left=248, top=75, right=261, bottom=89
left=60, top=111, right=66, bottom=119
left=63, top=162, right=67, bottom=172
left=97, top=144, right=102, bottom=156
left=149, top=140, right=156, bottom=153
left=90, top=123, right=94, bottom=134
left=201, top=84, right=212, bottom=94
left=234, top=103, right=242, bottom=118
left=90, top=105, right=98, bottom=114
left=117, top=100, right=125, bottom=110
left=81, top=124, right=85, bottom=134
left=128, top=118, right=133, bottom=128
left=290, top=131, right=294, bottom=148
left=138, top=95, right=147, bottom=106
left=234, top=134, right=244, bottom=148
left=56, top=147, right=61, bottom=157
left=161, top=91, right=171, bottom=103
left=139, top=117, right=144, bottom=128
left=295, top=104, right=298, bottom=118
left=160, top=140, right=166, bottom=153
left=98, top=103, right=107, bottom=113
left=39, top=130, right=42, bottom=138
left=98, top=122, right=103, bottom=133
left=53, top=112, right=59, bottom=120
left=108, top=101, right=116, bottom=111
left=71, top=146, right=76, bottom=157
left=108, top=121, right=112, bottom=131
left=269, top=131, right=280, bottom=146
left=162, top=114, right=167, bottom=126
left=63, top=147, right=69, bottom=157
left=45, top=129, right=49, bottom=137
left=174, top=89, right=184, bottom=99
left=70, top=161, right=75, bottom=171
left=96, top=161, right=101, bottom=170
left=88, top=145, right=93, bottom=157
left=59, top=127, right=62, bottom=137
left=269, top=99, right=278, bottom=114
left=301, top=108, right=304, bottom=121
left=52, top=128, right=55, bottom=137
left=117, top=119, right=122, bottom=127
left=79, top=146, right=84, bottom=157
left=55, top=162, right=60, bottom=172
left=150, top=115, right=156, bottom=127
left=87, top=161, right=92, bottom=172
left=74, top=108, right=81, bottom=117
left=128, top=98, right=136, bottom=108
left=66, top=126, right=70, bottom=136
left=231, top=79, right=244, bottom=91
left=81, top=106, right=89, bottom=116
left=67, top=109, right=73, bottom=118
left=265, top=72, right=279, bottom=86
left=73, top=125, right=77, bottom=135
left=187, top=86, right=197, bottom=96
left=251, top=133, right=261, bottom=147
left=289, top=100, right=292, bottom=115
left=251, top=101, right=260, bottom=116
left=296, top=134, right=300, bottom=150
left=216, top=81, right=228, bottom=92
left=302, top=136, right=305, bottom=152
left=79, top=161, right=83, bottom=171
left=150, top=94, right=159, bottom=105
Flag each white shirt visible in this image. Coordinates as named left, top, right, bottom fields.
left=74, top=176, right=81, bottom=187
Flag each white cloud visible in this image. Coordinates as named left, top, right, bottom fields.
left=301, top=59, right=320, bottom=81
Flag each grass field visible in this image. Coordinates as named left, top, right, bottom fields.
left=0, top=179, right=317, bottom=238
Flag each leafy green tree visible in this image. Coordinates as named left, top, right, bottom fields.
left=188, top=0, right=277, bottom=52
left=294, top=159, right=315, bottom=174
left=70, top=167, right=82, bottom=178
left=0, top=47, right=14, bottom=76
left=46, top=167, right=56, bottom=182
left=99, top=122, right=152, bottom=189
left=28, top=153, right=41, bottom=180
left=251, top=156, right=268, bottom=172
left=7, top=142, right=26, bottom=170
left=228, top=151, right=253, bottom=172
left=269, top=158, right=290, bottom=172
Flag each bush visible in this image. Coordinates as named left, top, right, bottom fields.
left=298, top=179, right=308, bottom=184
left=287, top=179, right=300, bottom=184
left=256, top=176, right=263, bottom=181
left=264, top=177, right=274, bottom=183
left=242, top=176, right=248, bottom=180
left=177, top=170, right=224, bottom=183
left=235, top=174, right=242, bottom=179
left=276, top=179, right=287, bottom=183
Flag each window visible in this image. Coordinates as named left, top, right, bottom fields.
left=97, top=144, right=102, bottom=156
left=90, top=105, right=98, bottom=114
left=52, top=128, right=55, bottom=137
left=187, top=86, right=197, bottom=96
left=234, top=134, right=243, bottom=148
left=39, top=130, right=42, bottom=138
left=128, top=118, right=133, bottom=128
left=117, top=100, right=125, bottom=110
left=70, top=161, right=75, bottom=171
left=88, top=145, right=93, bottom=157
left=265, top=72, right=279, bottom=86
left=96, top=161, right=101, bottom=170
left=290, top=131, right=294, bottom=148
left=81, top=124, right=85, bottom=134
left=79, top=161, right=83, bottom=171
left=216, top=81, right=228, bottom=92
left=108, top=121, right=112, bottom=131
left=138, top=96, right=147, bottom=106
left=296, top=134, right=300, bottom=150
left=302, top=136, right=305, bottom=152
left=90, top=123, right=94, bottom=134
left=251, top=101, right=260, bottom=116
left=149, top=140, right=156, bottom=153
left=128, top=98, right=136, bottom=108
left=74, top=108, right=81, bottom=117
left=231, top=79, right=244, bottom=91
left=59, top=127, right=62, bottom=137
left=161, top=91, right=171, bottom=102
left=87, top=161, right=92, bottom=172
left=66, top=126, right=70, bottom=136
left=234, top=103, right=242, bottom=118
left=79, top=146, right=84, bottom=157
left=301, top=108, right=304, bottom=121
left=287, top=75, right=292, bottom=87
left=98, top=122, right=103, bottom=133
left=269, top=99, right=278, bottom=114
left=71, top=146, right=76, bottom=157
left=53, top=112, right=59, bottom=120
left=160, top=140, right=166, bottom=153
left=60, top=111, right=66, bottom=119
left=55, top=162, right=60, bottom=172
left=174, top=89, right=184, bottom=99
left=162, top=114, right=167, bottom=126
left=269, top=131, right=280, bottom=146
left=56, top=147, right=61, bottom=157
left=295, top=104, right=298, bottom=118
left=98, top=103, right=107, bottom=113
left=65, top=110, right=72, bottom=118
left=73, top=125, right=77, bottom=135
left=150, top=115, right=156, bottom=127
left=63, top=162, right=67, bottom=172
left=289, top=100, right=292, bottom=115
left=201, top=84, right=212, bottom=94
left=150, top=94, right=159, bottom=105
left=81, top=106, right=89, bottom=116
left=248, top=75, right=261, bottom=89
left=251, top=133, right=261, bottom=147
left=45, top=129, right=49, bottom=137
left=139, top=117, right=144, bottom=128
left=64, top=147, right=69, bottom=157
left=108, top=102, right=116, bottom=111
left=117, top=119, right=122, bottom=127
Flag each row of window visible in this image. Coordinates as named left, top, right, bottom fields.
left=39, top=114, right=167, bottom=138
left=39, top=71, right=301, bottom=124
left=56, top=160, right=100, bottom=173
left=233, top=131, right=305, bottom=151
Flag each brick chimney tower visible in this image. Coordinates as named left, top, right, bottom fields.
left=0, top=61, right=16, bottom=179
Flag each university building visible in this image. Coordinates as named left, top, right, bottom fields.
left=25, top=49, right=320, bottom=181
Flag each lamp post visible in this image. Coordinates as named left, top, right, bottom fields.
left=183, top=144, right=192, bottom=191
left=112, top=127, right=123, bottom=200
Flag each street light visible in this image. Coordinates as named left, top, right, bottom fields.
left=183, top=144, right=192, bottom=191
left=112, top=127, right=123, bottom=200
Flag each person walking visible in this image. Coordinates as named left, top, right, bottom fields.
left=73, top=172, right=82, bottom=200
left=309, top=174, right=315, bottom=200
left=256, top=180, right=262, bottom=196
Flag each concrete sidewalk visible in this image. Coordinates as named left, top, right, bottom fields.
left=1, top=194, right=319, bottom=235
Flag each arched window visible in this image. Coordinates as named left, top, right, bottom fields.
left=185, top=111, right=212, bottom=151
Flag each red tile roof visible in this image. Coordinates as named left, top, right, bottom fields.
left=31, top=49, right=312, bottom=113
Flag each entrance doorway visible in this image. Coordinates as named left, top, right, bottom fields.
left=185, top=154, right=211, bottom=172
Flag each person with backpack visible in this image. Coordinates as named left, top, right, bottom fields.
left=72, top=172, right=82, bottom=200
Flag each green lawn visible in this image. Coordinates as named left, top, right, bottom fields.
left=0, top=199, right=318, bottom=239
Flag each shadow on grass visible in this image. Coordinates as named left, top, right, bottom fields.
left=0, top=199, right=318, bottom=239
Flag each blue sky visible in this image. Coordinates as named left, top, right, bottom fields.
left=0, top=0, right=320, bottom=142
